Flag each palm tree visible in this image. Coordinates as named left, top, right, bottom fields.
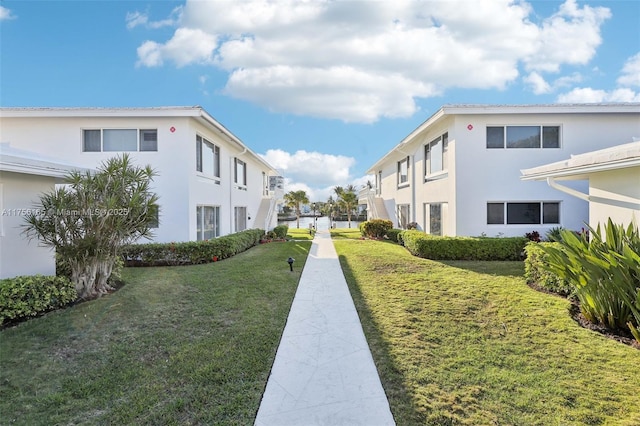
left=284, top=190, right=309, bottom=228
left=333, top=185, right=358, bottom=228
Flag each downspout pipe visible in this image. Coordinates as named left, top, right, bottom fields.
left=546, top=177, right=589, bottom=202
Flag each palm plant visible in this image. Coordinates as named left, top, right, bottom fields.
left=283, top=190, right=309, bottom=229
left=333, top=185, right=358, bottom=228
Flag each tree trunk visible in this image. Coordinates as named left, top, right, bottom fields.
left=71, top=257, right=116, bottom=300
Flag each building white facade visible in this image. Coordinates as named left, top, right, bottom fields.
left=0, top=145, right=88, bottom=278
left=363, top=104, right=640, bottom=237
left=521, top=141, right=640, bottom=231
left=0, top=107, right=283, bottom=245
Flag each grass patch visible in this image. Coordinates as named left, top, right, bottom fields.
left=0, top=241, right=311, bottom=425
left=286, top=227, right=315, bottom=240
left=330, top=227, right=362, bottom=239
left=334, top=239, right=640, bottom=425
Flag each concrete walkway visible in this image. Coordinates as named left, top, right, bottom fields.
left=255, top=231, right=395, bottom=426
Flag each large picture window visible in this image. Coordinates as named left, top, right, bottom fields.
left=487, top=202, right=560, bottom=225
left=196, top=135, right=220, bottom=179
left=486, top=126, right=560, bottom=149
left=425, top=132, right=448, bottom=178
left=196, top=205, right=220, bottom=240
left=83, top=129, right=157, bottom=152
left=397, top=157, right=409, bottom=186
left=235, top=206, right=247, bottom=232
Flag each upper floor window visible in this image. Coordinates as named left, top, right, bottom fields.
left=425, top=132, right=448, bottom=178
left=486, top=126, right=560, bottom=149
left=235, top=158, right=247, bottom=187
left=397, top=156, right=409, bottom=186
left=196, top=135, right=220, bottom=179
left=83, top=129, right=157, bottom=152
left=487, top=201, right=560, bottom=225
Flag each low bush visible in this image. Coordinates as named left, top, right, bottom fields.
left=386, top=229, right=404, bottom=244
left=524, top=242, right=573, bottom=296
left=272, top=224, right=289, bottom=239
left=0, top=275, right=77, bottom=325
left=121, top=229, right=264, bottom=266
left=360, top=219, right=393, bottom=239
left=402, top=230, right=528, bottom=261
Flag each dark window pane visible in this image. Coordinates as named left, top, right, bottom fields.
left=486, top=127, right=504, bottom=148
left=196, top=136, right=203, bottom=172
left=83, top=129, right=101, bottom=152
left=140, top=129, right=158, bottom=151
left=430, top=203, right=441, bottom=236
left=507, top=126, right=540, bottom=148
left=487, top=203, right=504, bottom=224
left=507, top=202, right=541, bottom=224
left=543, top=126, right=560, bottom=148
left=543, top=202, right=560, bottom=224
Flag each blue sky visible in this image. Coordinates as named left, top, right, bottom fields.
left=1, top=0, right=639, bottom=201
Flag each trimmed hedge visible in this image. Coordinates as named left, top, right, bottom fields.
left=272, top=225, right=289, bottom=239
left=401, top=230, right=528, bottom=261
left=386, top=228, right=404, bottom=244
left=524, top=242, right=573, bottom=295
left=121, top=229, right=265, bottom=266
left=360, top=219, right=393, bottom=239
left=1, top=275, right=77, bottom=325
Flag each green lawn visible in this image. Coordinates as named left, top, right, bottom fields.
left=0, top=241, right=311, bottom=425
left=334, top=239, right=640, bottom=426
left=286, top=227, right=315, bottom=240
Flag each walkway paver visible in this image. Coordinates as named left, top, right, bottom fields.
left=255, top=231, right=395, bottom=426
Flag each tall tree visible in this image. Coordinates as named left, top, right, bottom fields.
left=284, top=190, right=309, bottom=229
left=333, top=185, right=359, bottom=228
left=23, top=154, right=159, bottom=299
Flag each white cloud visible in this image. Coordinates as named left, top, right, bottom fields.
left=126, top=7, right=182, bottom=30
left=557, top=87, right=640, bottom=103
left=523, top=72, right=552, bottom=95
left=0, top=6, right=16, bottom=20
left=134, top=0, right=611, bottom=122
left=617, top=53, right=640, bottom=87
left=261, top=149, right=370, bottom=201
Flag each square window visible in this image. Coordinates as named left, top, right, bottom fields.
left=83, top=129, right=101, bottom=152
left=543, top=126, right=560, bottom=148
left=140, top=129, right=158, bottom=151
left=487, top=203, right=504, bottom=224
left=506, top=126, right=540, bottom=149
left=543, top=202, right=560, bottom=224
left=486, top=127, right=504, bottom=149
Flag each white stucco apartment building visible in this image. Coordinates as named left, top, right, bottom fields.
left=0, top=107, right=283, bottom=248
left=363, top=104, right=640, bottom=237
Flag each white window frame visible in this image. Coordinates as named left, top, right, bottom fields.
left=424, top=132, right=448, bottom=180
left=397, top=157, right=409, bottom=188
left=196, top=135, right=221, bottom=182
left=82, top=128, right=158, bottom=152
left=486, top=125, right=561, bottom=149
left=234, top=206, right=247, bottom=232
left=397, top=204, right=410, bottom=229
left=234, top=158, right=247, bottom=189
left=196, top=205, right=220, bottom=240
left=425, top=202, right=447, bottom=236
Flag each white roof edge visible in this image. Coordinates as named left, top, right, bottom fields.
left=1, top=143, right=90, bottom=178
left=521, top=141, right=640, bottom=180
left=366, top=103, right=640, bottom=174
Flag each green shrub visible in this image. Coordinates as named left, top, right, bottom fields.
left=386, top=228, right=403, bottom=243
left=0, top=275, right=77, bottom=325
left=402, top=230, right=527, bottom=261
left=121, top=229, right=264, bottom=266
left=537, top=220, right=640, bottom=342
left=272, top=225, right=289, bottom=239
left=545, top=226, right=565, bottom=242
left=360, top=219, right=393, bottom=239
left=524, top=242, right=573, bottom=295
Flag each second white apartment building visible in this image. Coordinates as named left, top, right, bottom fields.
left=0, top=106, right=283, bottom=243
left=363, top=103, right=640, bottom=237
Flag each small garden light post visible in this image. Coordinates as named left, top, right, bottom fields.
left=287, top=257, right=294, bottom=272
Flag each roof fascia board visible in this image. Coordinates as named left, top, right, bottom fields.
left=521, top=158, right=640, bottom=181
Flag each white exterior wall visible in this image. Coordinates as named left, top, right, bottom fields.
left=0, top=172, right=57, bottom=278
left=0, top=112, right=277, bottom=243
left=589, top=167, right=640, bottom=230
left=369, top=107, right=640, bottom=237
left=454, top=113, right=639, bottom=237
